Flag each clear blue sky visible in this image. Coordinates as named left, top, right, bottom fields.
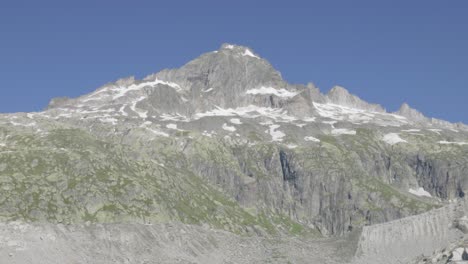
left=1, top=0, right=467, bottom=123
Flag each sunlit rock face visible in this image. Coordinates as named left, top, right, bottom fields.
left=1, top=44, right=468, bottom=264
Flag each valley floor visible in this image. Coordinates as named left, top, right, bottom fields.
left=0, top=221, right=358, bottom=264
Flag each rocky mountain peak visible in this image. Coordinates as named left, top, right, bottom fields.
left=396, top=103, right=427, bottom=122
left=41, top=44, right=467, bottom=132
left=218, top=43, right=261, bottom=59
left=2, top=43, right=468, bottom=264
left=326, top=85, right=385, bottom=112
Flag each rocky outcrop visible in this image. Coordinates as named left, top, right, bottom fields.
left=327, top=86, right=385, bottom=112
left=396, top=103, right=428, bottom=122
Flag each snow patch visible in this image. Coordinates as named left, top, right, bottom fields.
left=267, top=125, right=285, bottom=142
left=401, top=129, right=421, bottom=132
left=118, top=105, right=129, bottom=116
left=99, top=117, right=118, bottom=125
left=323, top=121, right=337, bottom=128
left=129, top=96, right=148, bottom=119
left=409, top=187, right=432, bottom=197
left=438, top=141, right=468, bottom=146
left=242, top=49, right=260, bottom=59
left=166, top=124, right=178, bottom=130
left=146, top=128, right=169, bottom=137
left=160, top=113, right=190, bottom=122
left=229, top=118, right=242, bottom=125
left=202, top=131, right=216, bottom=138
left=383, top=133, right=407, bottom=145
left=222, top=123, right=236, bottom=132
left=302, top=117, right=316, bottom=122
left=113, top=78, right=182, bottom=100
left=53, top=113, right=73, bottom=119
left=246, top=87, right=298, bottom=98
left=314, top=102, right=407, bottom=126
left=451, top=247, right=468, bottom=261
left=195, top=105, right=296, bottom=122
left=202, top=87, right=214, bottom=93
left=9, top=121, right=37, bottom=128
left=304, top=136, right=320, bottom=142
left=331, top=129, right=356, bottom=135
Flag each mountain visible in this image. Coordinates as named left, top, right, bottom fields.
left=1, top=44, right=468, bottom=263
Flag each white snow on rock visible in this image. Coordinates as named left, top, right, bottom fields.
left=304, top=136, right=320, bottom=142
left=202, top=87, right=214, bottom=93
left=9, top=121, right=37, bottom=128
left=313, top=102, right=407, bottom=126
left=428, top=129, right=442, bottom=135
left=160, top=113, right=190, bottom=122
left=438, top=141, right=468, bottom=146
left=202, top=130, right=216, bottom=138
left=409, top=187, right=432, bottom=197
left=195, top=105, right=296, bottom=122
left=242, top=49, right=260, bottom=59
left=229, top=118, right=242, bottom=125
left=246, top=87, right=298, bottom=98
left=224, top=44, right=235, bottom=50
left=166, top=124, right=178, bottom=130
left=53, top=113, right=73, bottom=119
left=314, top=102, right=374, bottom=121
left=140, top=121, right=152, bottom=127
left=145, top=128, right=169, bottom=137
left=99, top=117, right=118, bottom=125
left=113, top=78, right=182, bottom=100
left=383, top=133, right=407, bottom=145
left=331, top=128, right=356, bottom=135
left=222, top=123, right=236, bottom=132
left=118, top=105, right=129, bottom=116
left=401, top=129, right=421, bottom=132
left=286, top=144, right=297, bottom=149
left=323, top=121, right=337, bottom=128
left=130, top=96, right=148, bottom=119
left=267, top=125, right=285, bottom=142
left=302, top=117, right=316, bottom=122
left=451, top=247, right=468, bottom=261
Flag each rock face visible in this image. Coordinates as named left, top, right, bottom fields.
left=327, top=86, right=385, bottom=112
left=397, top=103, right=428, bottom=122
left=353, top=199, right=468, bottom=264
left=0, top=44, right=468, bottom=263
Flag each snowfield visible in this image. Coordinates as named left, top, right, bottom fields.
left=382, top=133, right=407, bottom=145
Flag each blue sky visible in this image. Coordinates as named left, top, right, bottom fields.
left=1, top=0, right=467, bottom=123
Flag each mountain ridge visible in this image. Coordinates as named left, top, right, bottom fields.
left=41, top=43, right=466, bottom=130
left=1, top=43, right=468, bottom=264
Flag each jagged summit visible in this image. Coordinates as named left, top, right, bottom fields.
left=326, top=86, right=386, bottom=113
left=218, top=43, right=261, bottom=59
left=396, top=103, right=427, bottom=122
left=39, top=43, right=467, bottom=133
